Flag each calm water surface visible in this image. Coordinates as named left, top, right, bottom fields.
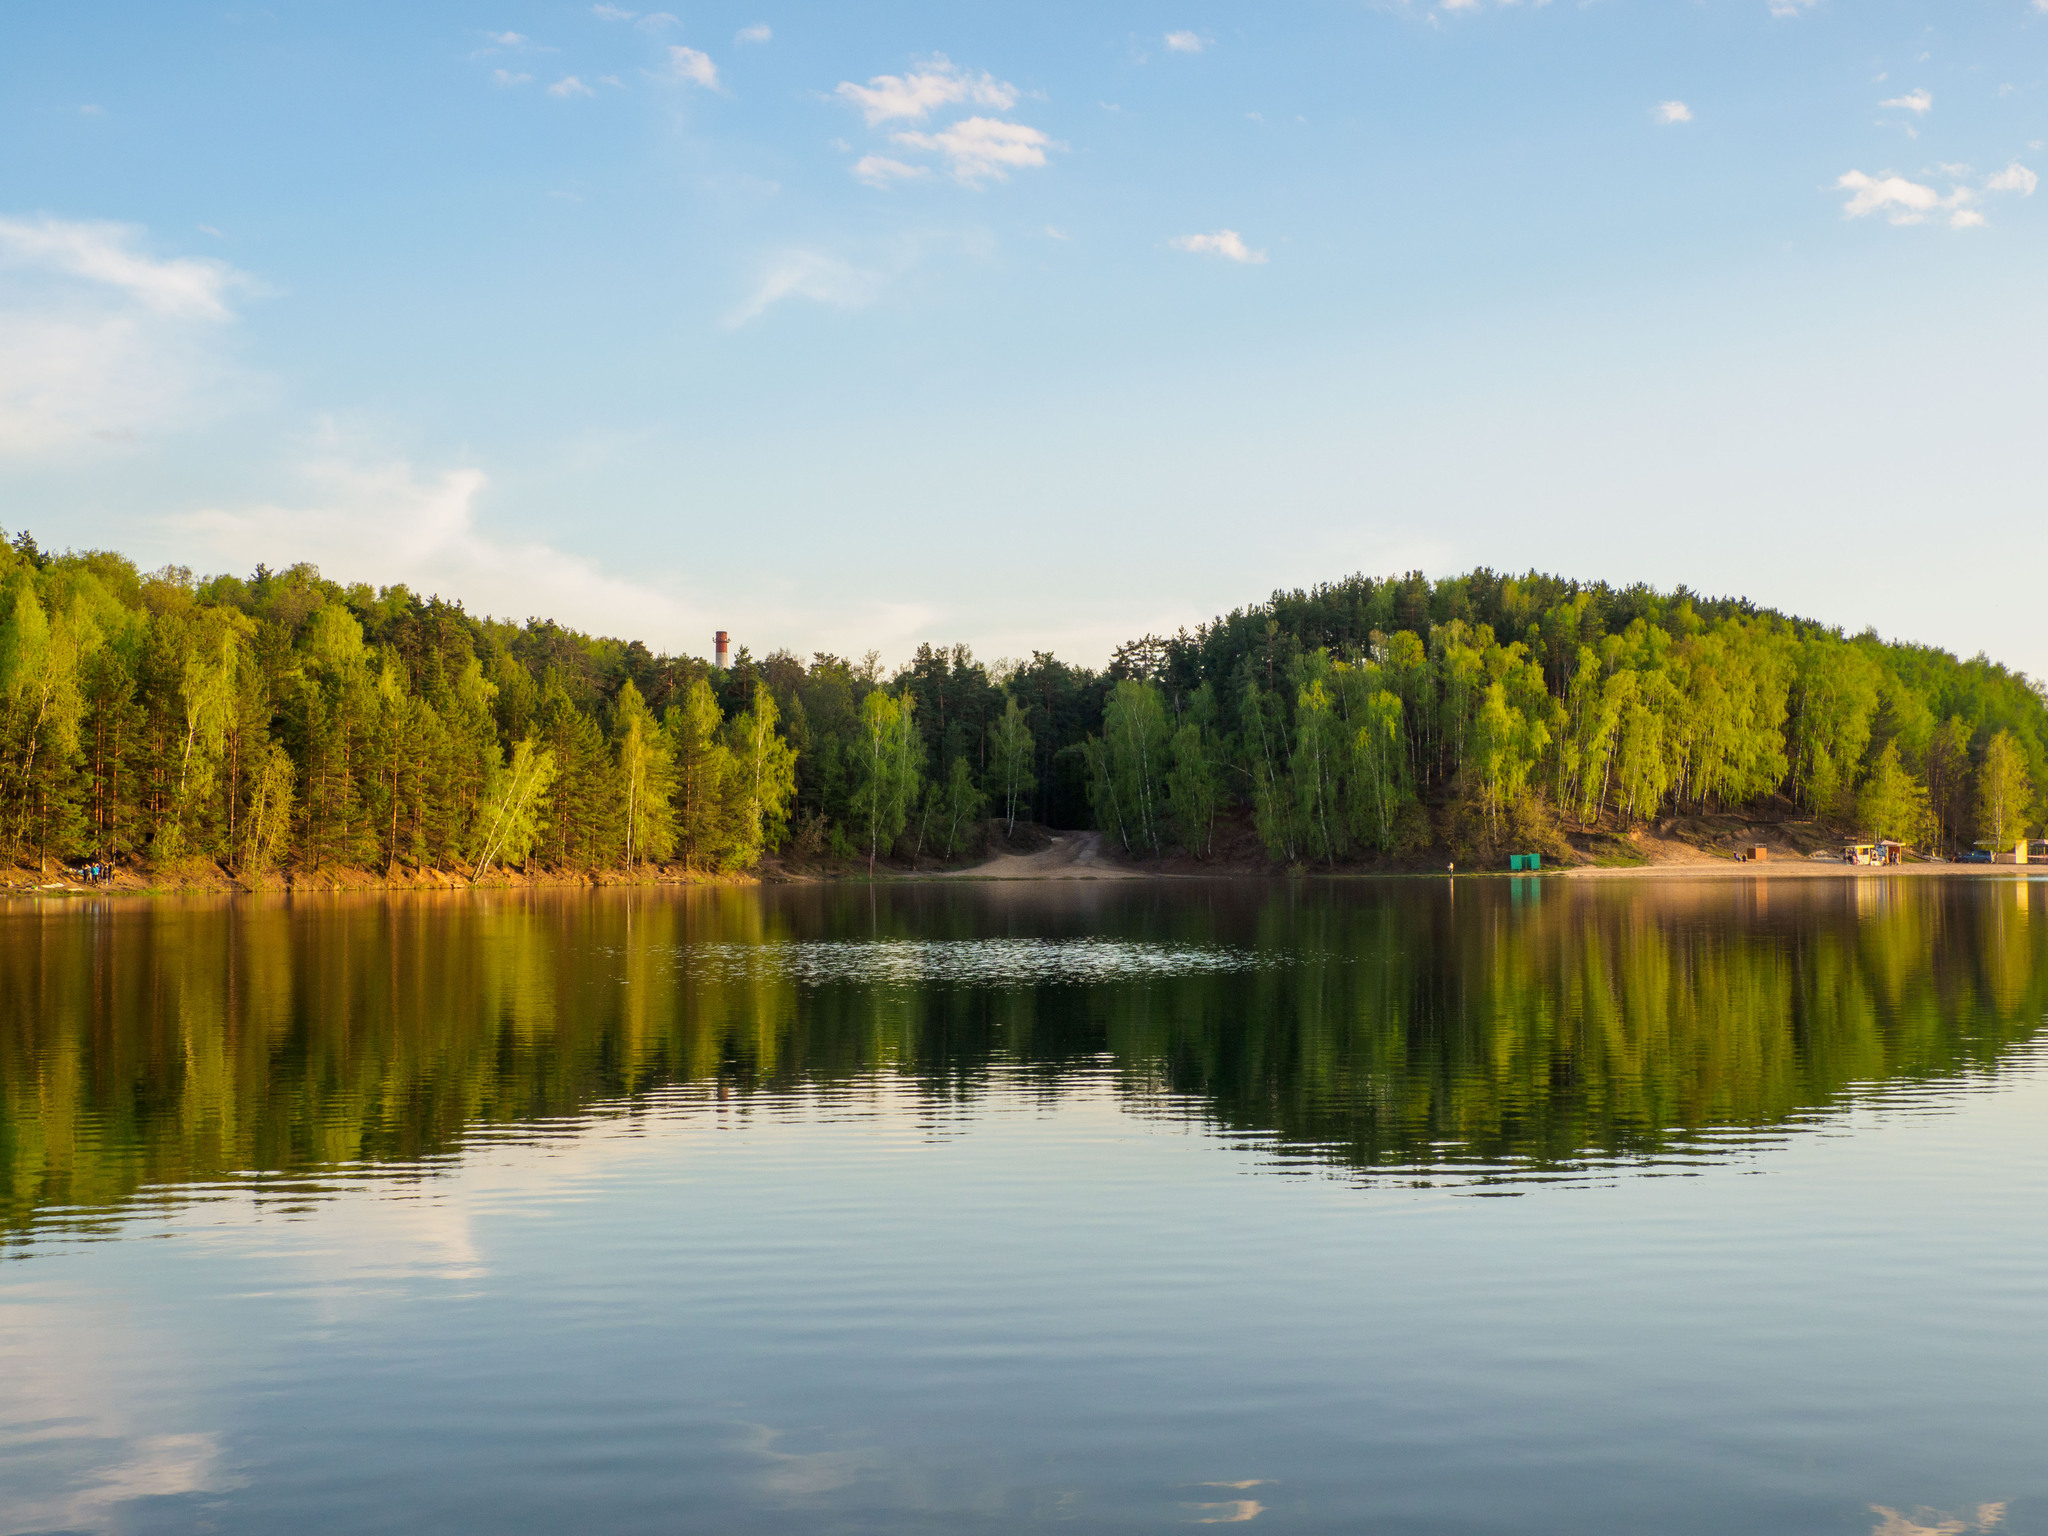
left=3, top=876, right=2046, bottom=1534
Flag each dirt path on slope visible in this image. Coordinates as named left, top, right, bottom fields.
left=941, top=830, right=1145, bottom=880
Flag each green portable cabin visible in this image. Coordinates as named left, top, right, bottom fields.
left=1508, top=853, right=1542, bottom=872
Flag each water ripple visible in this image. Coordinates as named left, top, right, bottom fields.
left=684, top=937, right=1279, bottom=986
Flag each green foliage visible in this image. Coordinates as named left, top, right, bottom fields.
left=1088, top=680, right=1172, bottom=856
left=669, top=678, right=736, bottom=871
left=614, top=679, right=675, bottom=865
left=1790, top=637, right=1882, bottom=815
left=1977, top=730, right=2033, bottom=849
left=3, top=525, right=2045, bottom=877
left=925, top=756, right=987, bottom=860
left=851, top=689, right=922, bottom=874
left=1854, top=741, right=1932, bottom=845
left=239, top=740, right=296, bottom=878
left=724, top=687, right=799, bottom=867
left=989, top=696, right=1036, bottom=836
left=1165, top=685, right=1223, bottom=858
left=471, top=737, right=558, bottom=877
left=1924, top=716, right=1974, bottom=854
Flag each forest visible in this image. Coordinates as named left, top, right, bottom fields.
left=0, top=528, right=2042, bottom=879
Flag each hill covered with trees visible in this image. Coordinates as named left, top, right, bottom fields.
left=0, top=531, right=2041, bottom=881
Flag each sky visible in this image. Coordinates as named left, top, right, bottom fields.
left=2, top=1, right=2045, bottom=677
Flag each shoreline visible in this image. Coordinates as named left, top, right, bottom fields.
left=4, top=851, right=2038, bottom=900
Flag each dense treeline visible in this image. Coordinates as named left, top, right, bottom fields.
left=1093, top=568, right=2046, bottom=862
left=1, top=530, right=2041, bottom=877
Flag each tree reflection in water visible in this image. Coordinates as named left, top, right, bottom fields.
left=4, top=876, right=2044, bottom=1238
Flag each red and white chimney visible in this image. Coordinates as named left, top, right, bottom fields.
left=713, top=631, right=730, bottom=669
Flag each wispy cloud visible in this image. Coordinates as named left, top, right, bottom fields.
left=636, top=11, right=678, bottom=30
left=735, top=23, right=771, bottom=44
left=0, top=215, right=250, bottom=458
left=547, top=75, right=595, bottom=99
left=1766, top=0, right=1820, bottom=16
left=1170, top=229, right=1267, bottom=263
left=891, top=117, right=1052, bottom=186
left=727, top=250, right=885, bottom=327
left=835, top=56, right=1017, bottom=125
left=493, top=68, right=532, bottom=87
left=0, top=215, right=242, bottom=318
left=1184, top=1500, right=1264, bottom=1524
left=476, top=30, right=554, bottom=55
left=178, top=448, right=701, bottom=644
left=1655, top=100, right=1693, bottom=124
left=1165, top=30, right=1206, bottom=52
left=851, top=155, right=929, bottom=188
left=1879, top=88, right=1932, bottom=115
left=592, top=3, right=635, bottom=18
left=664, top=45, right=720, bottom=89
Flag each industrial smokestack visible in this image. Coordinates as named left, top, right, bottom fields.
left=714, top=631, right=730, bottom=669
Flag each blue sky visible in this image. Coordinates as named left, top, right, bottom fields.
left=4, top=1, right=2045, bottom=675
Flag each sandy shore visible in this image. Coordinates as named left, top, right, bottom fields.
left=937, top=830, right=1145, bottom=880
left=1560, top=859, right=2039, bottom=880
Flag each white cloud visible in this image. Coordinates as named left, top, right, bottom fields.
left=592, top=3, right=635, bottom=17
left=1835, top=170, right=1978, bottom=226
left=736, top=23, right=771, bottom=44
left=0, top=216, right=240, bottom=318
left=851, top=155, right=930, bottom=188
left=0, top=216, right=250, bottom=459
left=1767, top=0, right=1819, bottom=15
left=177, top=450, right=700, bottom=642
left=1880, top=88, right=1932, bottom=115
left=1655, top=100, right=1693, bottom=124
left=835, top=56, right=1017, bottom=125
left=1170, top=229, right=1267, bottom=263
left=726, top=250, right=885, bottom=327
left=488, top=30, right=531, bottom=46
left=547, top=75, right=595, bottom=98
left=1985, top=161, right=2039, bottom=195
left=1836, top=161, right=2037, bottom=227
left=664, top=45, right=720, bottom=89
left=493, top=68, right=532, bottom=86
left=636, top=10, right=678, bottom=29
left=890, top=116, right=1051, bottom=185
left=1045, top=225, right=1071, bottom=240
left=1165, top=30, right=1206, bottom=52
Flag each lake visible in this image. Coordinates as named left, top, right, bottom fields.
left=3, top=875, right=2046, bottom=1535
